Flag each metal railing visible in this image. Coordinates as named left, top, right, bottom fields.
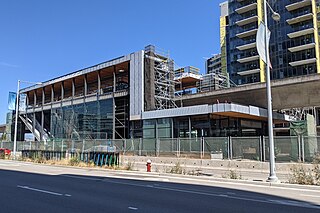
left=2, top=136, right=320, bottom=162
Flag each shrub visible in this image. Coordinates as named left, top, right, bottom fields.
left=69, top=157, right=80, bottom=166
left=222, top=170, right=242, bottom=180
left=168, top=162, right=185, bottom=174
left=289, top=165, right=318, bottom=185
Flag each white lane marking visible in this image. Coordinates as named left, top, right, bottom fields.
left=300, top=194, right=320, bottom=198
left=62, top=174, right=320, bottom=209
left=62, top=174, right=101, bottom=181
left=128, top=207, right=138, bottom=210
left=226, top=192, right=236, bottom=195
left=17, top=185, right=71, bottom=197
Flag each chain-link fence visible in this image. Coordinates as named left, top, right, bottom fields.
left=2, top=136, right=320, bottom=162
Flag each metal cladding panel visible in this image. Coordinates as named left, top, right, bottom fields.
left=20, top=55, right=130, bottom=93
left=142, top=105, right=211, bottom=120
left=231, top=104, right=248, bottom=114
left=130, top=50, right=144, bottom=120
left=220, top=1, right=229, bottom=17
left=249, top=105, right=262, bottom=116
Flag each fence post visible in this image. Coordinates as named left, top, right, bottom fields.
left=123, top=139, right=126, bottom=155
left=61, top=140, right=64, bottom=152
left=262, top=136, right=266, bottom=162
left=259, top=136, right=262, bottom=162
left=177, top=138, right=180, bottom=158
left=301, top=135, right=305, bottom=163
left=139, top=138, right=142, bottom=156
left=200, top=136, right=204, bottom=159
left=156, top=138, right=160, bottom=157
left=297, top=136, right=301, bottom=162
left=229, top=136, right=233, bottom=160
left=53, top=140, right=55, bottom=151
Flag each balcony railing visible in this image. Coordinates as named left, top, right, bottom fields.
left=235, top=3, right=257, bottom=14
left=237, top=68, right=260, bottom=76
left=236, top=42, right=256, bottom=51
left=236, top=15, right=258, bottom=27
left=237, top=55, right=260, bottom=63
left=288, top=43, right=315, bottom=53
left=287, top=27, right=314, bottom=39
left=236, top=28, right=258, bottom=39
left=286, top=0, right=312, bottom=12
left=286, top=13, right=313, bottom=25
left=289, top=58, right=316, bottom=67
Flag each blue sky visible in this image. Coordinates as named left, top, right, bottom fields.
left=0, top=0, right=226, bottom=123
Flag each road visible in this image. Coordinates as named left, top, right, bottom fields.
left=0, top=160, right=319, bottom=213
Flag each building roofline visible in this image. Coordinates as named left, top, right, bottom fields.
left=20, top=50, right=141, bottom=93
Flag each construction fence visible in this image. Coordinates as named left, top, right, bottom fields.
left=1, top=136, right=320, bottom=163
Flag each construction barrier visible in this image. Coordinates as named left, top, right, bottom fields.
left=21, top=150, right=119, bottom=167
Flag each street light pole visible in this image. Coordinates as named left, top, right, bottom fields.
left=264, top=0, right=278, bottom=182
left=13, top=80, right=20, bottom=160
left=13, top=80, right=42, bottom=160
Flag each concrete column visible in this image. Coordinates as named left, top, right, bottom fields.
left=97, top=71, right=101, bottom=96
left=33, top=91, right=36, bottom=141
left=84, top=75, right=87, bottom=96
left=41, top=88, right=45, bottom=142
left=25, top=93, right=29, bottom=116
left=72, top=78, right=75, bottom=98
left=61, top=83, right=64, bottom=101
left=51, top=85, right=54, bottom=102
left=188, top=116, right=192, bottom=139
left=41, top=111, right=44, bottom=142
left=112, top=68, right=116, bottom=140
left=42, top=88, right=45, bottom=105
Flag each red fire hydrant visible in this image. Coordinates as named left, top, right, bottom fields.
left=146, top=159, right=151, bottom=172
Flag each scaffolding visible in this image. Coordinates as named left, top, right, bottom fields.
left=145, top=45, right=177, bottom=110
left=197, top=73, right=237, bottom=92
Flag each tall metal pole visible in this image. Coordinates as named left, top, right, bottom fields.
left=264, top=0, right=278, bottom=182
left=13, top=80, right=20, bottom=160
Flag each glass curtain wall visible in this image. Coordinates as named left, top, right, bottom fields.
left=51, top=99, right=113, bottom=140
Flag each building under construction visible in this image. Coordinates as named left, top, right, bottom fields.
left=9, top=45, right=290, bottom=142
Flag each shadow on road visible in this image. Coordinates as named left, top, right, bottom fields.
left=0, top=168, right=319, bottom=213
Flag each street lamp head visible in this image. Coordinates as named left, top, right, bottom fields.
left=271, top=12, right=281, bottom=21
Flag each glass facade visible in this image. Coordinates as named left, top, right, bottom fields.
left=50, top=99, right=113, bottom=140
left=133, top=115, right=267, bottom=139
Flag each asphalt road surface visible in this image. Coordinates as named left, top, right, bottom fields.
left=0, top=160, right=319, bottom=213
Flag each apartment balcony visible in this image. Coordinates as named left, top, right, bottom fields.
left=286, top=0, right=312, bottom=12
left=236, top=28, right=258, bottom=39
left=236, top=42, right=256, bottom=51
left=288, top=43, right=315, bottom=53
left=287, top=13, right=313, bottom=25
left=237, top=55, right=260, bottom=63
left=287, top=27, right=314, bottom=39
left=236, top=15, right=258, bottom=27
left=289, top=58, right=316, bottom=67
left=236, top=3, right=257, bottom=15
left=237, top=68, right=260, bottom=76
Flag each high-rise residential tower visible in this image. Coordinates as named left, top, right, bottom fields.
left=222, top=0, right=320, bottom=85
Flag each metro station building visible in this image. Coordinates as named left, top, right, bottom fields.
left=9, top=45, right=290, bottom=142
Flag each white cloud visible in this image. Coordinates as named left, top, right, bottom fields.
left=0, top=61, right=19, bottom=68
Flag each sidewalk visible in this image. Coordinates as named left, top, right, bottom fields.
left=120, top=156, right=316, bottom=183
